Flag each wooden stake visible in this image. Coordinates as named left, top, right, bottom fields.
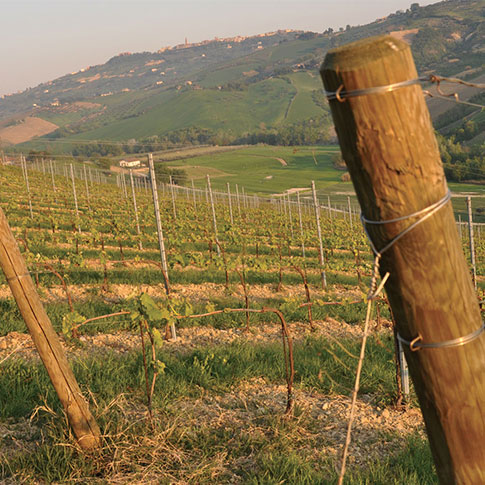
left=322, top=35, right=485, bottom=483
left=0, top=208, right=100, bottom=449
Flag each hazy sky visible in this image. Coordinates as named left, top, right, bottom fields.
left=1, top=0, right=436, bottom=96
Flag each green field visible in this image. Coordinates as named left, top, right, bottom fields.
left=167, top=145, right=343, bottom=194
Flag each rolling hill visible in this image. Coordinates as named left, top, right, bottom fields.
left=1, top=0, right=484, bottom=153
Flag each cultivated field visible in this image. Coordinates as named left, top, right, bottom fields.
left=1, top=159, right=483, bottom=483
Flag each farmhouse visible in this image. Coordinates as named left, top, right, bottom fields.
left=119, top=158, right=141, bottom=168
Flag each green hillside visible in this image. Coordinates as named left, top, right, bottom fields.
left=1, top=0, right=483, bottom=155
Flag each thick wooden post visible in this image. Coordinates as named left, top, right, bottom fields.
left=0, top=208, right=100, bottom=449
left=321, top=35, right=485, bottom=483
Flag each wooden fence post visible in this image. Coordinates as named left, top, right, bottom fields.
left=0, top=208, right=100, bottom=449
left=321, top=35, right=485, bottom=483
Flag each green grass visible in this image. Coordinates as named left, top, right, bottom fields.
left=284, top=71, right=327, bottom=124
left=169, top=145, right=342, bottom=194
left=0, top=336, right=427, bottom=483
left=0, top=335, right=397, bottom=416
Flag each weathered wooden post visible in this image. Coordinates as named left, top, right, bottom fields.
left=321, top=35, right=485, bottom=483
left=0, top=208, right=100, bottom=449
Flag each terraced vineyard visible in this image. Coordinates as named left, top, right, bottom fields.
left=3, top=161, right=484, bottom=483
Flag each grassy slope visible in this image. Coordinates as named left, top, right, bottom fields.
left=284, top=71, right=325, bottom=123
left=167, top=145, right=343, bottom=194
left=64, top=78, right=295, bottom=141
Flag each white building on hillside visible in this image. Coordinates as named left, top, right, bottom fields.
left=119, top=158, right=141, bottom=168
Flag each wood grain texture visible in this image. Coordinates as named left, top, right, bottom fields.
left=0, top=208, right=100, bottom=450
left=321, top=35, right=485, bottom=484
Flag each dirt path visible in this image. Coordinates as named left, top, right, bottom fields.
left=0, top=281, right=362, bottom=306
left=0, top=314, right=391, bottom=362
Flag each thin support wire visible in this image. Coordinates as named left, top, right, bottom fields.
left=337, top=273, right=390, bottom=485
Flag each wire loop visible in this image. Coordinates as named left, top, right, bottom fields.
left=325, top=74, right=485, bottom=109
left=361, top=190, right=451, bottom=300
left=398, top=323, right=485, bottom=351
left=361, top=190, right=451, bottom=259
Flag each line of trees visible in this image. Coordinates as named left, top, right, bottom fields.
left=438, top=134, right=485, bottom=182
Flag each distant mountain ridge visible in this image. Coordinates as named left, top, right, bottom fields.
left=0, top=0, right=483, bottom=151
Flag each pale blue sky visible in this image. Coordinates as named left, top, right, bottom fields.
left=1, top=0, right=435, bottom=96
